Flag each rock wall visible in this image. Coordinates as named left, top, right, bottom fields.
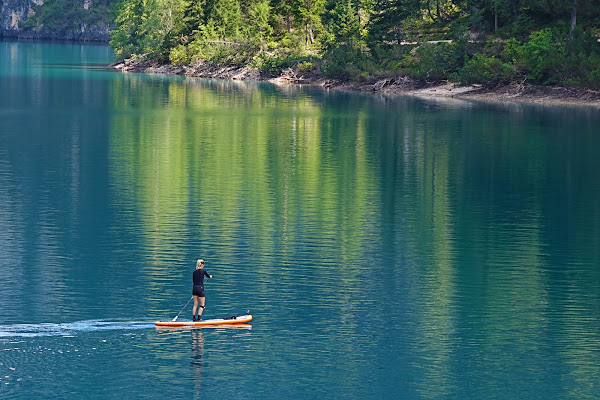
left=0, top=0, right=111, bottom=42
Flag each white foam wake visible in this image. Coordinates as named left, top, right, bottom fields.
left=0, top=320, right=155, bottom=338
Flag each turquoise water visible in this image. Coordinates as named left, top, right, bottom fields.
left=1, top=40, right=600, bottom=399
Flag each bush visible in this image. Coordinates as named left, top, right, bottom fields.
left=565, top=53, right=600, bottom=89
left=321, top=44, right=372, bottom=80
left=507, top=14, right=538, bottom=39
left=500, top=28, right=600, bottom=88
left=369, top=43, right=413, bottom=69
left=405, top=42, right=464, bottom=81
left=278, top=32, right=304, bottom=51
left=186, top=38, right=260, bottom=66
left=251, top=53, right=293, bottom=75
left=518, top=28, right=566, bottom=84
left=586, top=61, right=600, bottom=89
left=452, top=53, right=516, bottom=84
left=169, top=44, right=192, bottom=66
left=297, top=61, right=315, bottom=72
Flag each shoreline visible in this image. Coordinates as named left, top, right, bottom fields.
left=112, top=59, right=600, bottom=108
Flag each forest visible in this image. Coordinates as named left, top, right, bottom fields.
left=109, top=0, right=600, bottom=88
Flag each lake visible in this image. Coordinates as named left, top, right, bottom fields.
left=1, top=40, right=600, bottom=399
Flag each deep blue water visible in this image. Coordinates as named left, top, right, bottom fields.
left=1, top=40, right=600, bottom=399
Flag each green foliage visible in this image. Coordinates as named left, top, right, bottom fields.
left=188, top=37, right=260, bottom=66
left=110, top=0, right=176, bottom=59
left=169, top=44, right=193, bottom=65
left=251, top=52, right=293, bottom=75
left=23, top=0, right=114, bottom=32
left=292, top=0, right=327, bottom=45
left=244, top=0, right=273, bottom=44
left=110, top=0, right=147, bottom=58
left=518, top=28, right=566, bottom=84
left=106, top=0, right=600, bottom=89
left=321, top=43, right=373, bottom=80
left=506, top=14, right=539, bottom=39
left=368, top=0, right=421, bottom=46
left=206, top=0, right=242, bottom=38
left=322, top=0, right=360, bottom=47
left=403, top=43, right=465, bottom=81
left=452, top=53, right=516, bottom=84
left=494, top=28, right=600, bottom=87
left=297, top=60, right=315, bottom=72
left=583, top=57, right=600, bottom=88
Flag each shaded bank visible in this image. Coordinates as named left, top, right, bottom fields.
left=112, top=59, right=600, bottom=108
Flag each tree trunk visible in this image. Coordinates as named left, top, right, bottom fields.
left=569, top=0, right=577, bottom=40
left=427, top=0, right=436, bottom=22
left=494, top=9, right=498, bottom=32
left=436, top=0, right=441, bottom=22
left=306, top=25, right=315, bottom=45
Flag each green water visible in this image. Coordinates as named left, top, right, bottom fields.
left=1, top=40, right=600, bottom=399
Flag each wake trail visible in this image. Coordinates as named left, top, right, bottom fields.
left=0, top=320, right=156, bottom=338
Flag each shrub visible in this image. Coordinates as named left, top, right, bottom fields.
left=500, top=28, right=600, bottom=88
left=321, top=44, right=372, bottom=80
left=251, top=53, right=293, bottom=75
left=518, top=28, right=566, bottom=84
left=187, top=38, right=259, bottom=66
left=565, top=53, right=600, bottom=89
left=501, top=38, right=522, bottom=63
left=297, top=61, right=315, bottom=72
left=452, top=53, right=516, bottom=84
left=586, top=62, right=600, bottom=89
left=169, top=44, right=192, bottom=66
left=406, top=42, right=464, bottom=81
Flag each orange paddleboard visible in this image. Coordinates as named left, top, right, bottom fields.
left=155, top=314, right=253, bottom=327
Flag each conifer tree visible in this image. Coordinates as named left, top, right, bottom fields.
left=205, top=0, right=243, bottom=39
left=368, top=0, right=421, bottom=45
left=244, top=0, right=273, bottom=44
left=292, top=0, right=326, bottom=44
left=323, top=0, right=361, bottom=46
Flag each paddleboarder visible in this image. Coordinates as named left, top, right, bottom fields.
left=192, top=259, right=212, bottom=321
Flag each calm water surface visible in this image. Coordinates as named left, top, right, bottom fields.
left=1, top=40, right=600, bottom=399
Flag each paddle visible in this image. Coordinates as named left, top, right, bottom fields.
left=172, top=296, right=193, bottom=322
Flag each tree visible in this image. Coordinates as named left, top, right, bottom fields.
left=178, top=0, right=206, bottom=40
left=244, top=0, right=274, bottom=44
left=322, top=0, right=361, bottom=46
left=270, top=0, right=295, bottom=33
left=368, top=0, right=422, bottom=45
left=111, top=0, right=149, bottom=58
left=292, top=0, right=326, bottom=45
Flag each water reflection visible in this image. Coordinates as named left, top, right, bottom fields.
left=2, top=40, right=600, bottom=399
left=191, top=330, right=204, bottom=398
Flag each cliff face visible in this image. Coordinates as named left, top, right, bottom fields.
left=0, top=0, right=111, bottom=42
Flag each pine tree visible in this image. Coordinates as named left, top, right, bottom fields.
left=368, top=0, right=422, bottom=45
left=206, top=0, right=243, bottom=39
left=244, top=0, right=273, bottom=44
left=323, top=0, right=360, bottom=46
left=292, top=0, right=326, bottom=45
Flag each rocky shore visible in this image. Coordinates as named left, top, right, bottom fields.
left=112, top=59, right=600, bottom=108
